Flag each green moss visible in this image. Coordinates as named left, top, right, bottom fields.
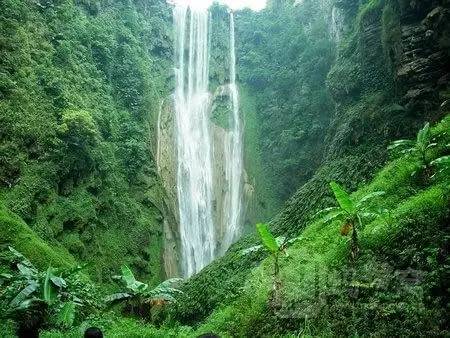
left=61, top=232, right=85, bottom=255
left=210, top=95, right=231, bottom=130
left=240, top=85, right=282, bottom=224
left=172, top=115, right=450, bottom=335
left=0, top=202, right=75, bottom=269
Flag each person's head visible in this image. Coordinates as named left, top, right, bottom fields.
left=84, top=327, right=103, bottom=338
left=16, top=324, right=39, bottom=338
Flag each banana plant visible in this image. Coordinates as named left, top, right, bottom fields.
left=2, top=247, right=79, bottom=330
left=256, top=223, right=285, bottom=278
left=388, top=122, right=435, bottom=162
left=430, top=154, right=450, bottom=179
left=316, top=182, right=386, bottom=261
left=252, top=223, right=296, bottom=310
left=388, top=122, right=438, bottom=178
left=105, top=265, right=182, bottom=316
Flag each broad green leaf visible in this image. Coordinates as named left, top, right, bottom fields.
left=121, top=265, right=136, bottom=288
left=144, top=278, right=183, bottom=304
left=359, top=212, right=380, bottom=220
left=256, top=223, right=279, bottom=253
left=156, top=278, right=183, bottom=289
left=387, top=139, right=414, bottom=150
left=314, top=207, right=340, bottom=219
left=104, top=292, right=132, bottom=303
left=330, top=182, right=355, bottom=214
left=120, top=265, right=147, bottom=293
left=355, top=191, right=385, bottom=209
left=9, top=247, right=35, bottom=268
left=57, top=301, right=76, bottom=327
left=15, top=298, right=39, bottom=311
left=431, top=155, right=450, bottom=166
left=50, top=276, right=67, bottom=288
left=241, top=245, right=263, bottom=255
left=9, top=281, right=38, bottom=309
left=17, top=263, right=38, bottom=279
left=286, top=237, right=299, bottom=245
left=43, top=267, right=57, bottom=303
left=144, top=292, right=176, bottom=303
left=0, top=273, right=13, bottom=279
left=322, top=209, right=346, bottom=224
left=417, top=122, right=430, bottom=148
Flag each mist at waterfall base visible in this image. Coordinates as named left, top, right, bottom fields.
left=172, top=6, right=244, bottom=277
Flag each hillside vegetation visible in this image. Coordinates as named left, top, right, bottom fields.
left=0, top=0, right=449, bottom=337
left=0, top=0, right=171, bottom=284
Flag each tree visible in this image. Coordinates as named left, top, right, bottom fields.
left=249, top=223, right=295, bottom=310
left=1, top=247, right=89, bottom=334
left=105, top=265, right=182, bottom=317
left=317, top=182, right=386, bottom=261
left=388, top=122, right=436, bottom=178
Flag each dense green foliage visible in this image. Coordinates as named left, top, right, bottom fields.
left=177, top=116, right=450, bottom=337
left=16, top=111, right=446, bottom=338
left=1, top=0, right=449, bottom=337
left=169, top=0, right=450, bottom=334
left=0, top=0, right=171, bottom=284
left=105, top=265, right=182, bottom=317
left=237, top=0, right=335, bottom=201
left=237, top=1, right=334, bottom=200
left=0, top=246, right=100, bottom=335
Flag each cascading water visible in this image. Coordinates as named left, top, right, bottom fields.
left=173, top=5, right=215, bottom=277
left=171, top=4, right=244, bottom=277
left=222, top=12, right=243, bottom=251
left=156, top=99, right=164, bottom=173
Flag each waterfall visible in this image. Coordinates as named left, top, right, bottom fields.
left=331, top=6, right=344, bottom=43
left=173, top=5, right=215, bottom=277
left=171, top=5, right=244, bottom=277
left=222, top=12, right=243, bottom=251
left=156, top=99, right=164, bottom=173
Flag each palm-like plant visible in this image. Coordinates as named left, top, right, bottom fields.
left=1, top=247, right=83, bottom=332
left=388, top=122, right=436, bottom=176
left=317, top=182, right=386, bottom=261
left=430, top=154, right=450, bottom=178
left=242, top=224, right=295, bottom=277
left=105, top=265, right=182, bottom=317
left=255, top=223, right=287, bottom=279
left=250, top=223, right=296, bottom=310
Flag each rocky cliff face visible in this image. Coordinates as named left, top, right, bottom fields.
left=155, top=97, right=181, bottom=277
left=396, top=4, right=450, bottom=114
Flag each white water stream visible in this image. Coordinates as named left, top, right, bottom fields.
left=172, top=5, right=243, bottom=277
left=222, top=12, right=243, bottom=251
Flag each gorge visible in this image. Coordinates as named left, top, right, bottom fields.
left=0, top=0, right=449, bottom=337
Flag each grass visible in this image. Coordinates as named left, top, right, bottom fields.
left=0, top=202, right=76, bottom=269
left=174, top=116, right=450, bottom=337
